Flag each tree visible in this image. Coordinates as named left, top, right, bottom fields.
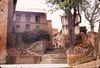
left=95, top=22, right=100, bottom=59
left=22, top=28, right=51, bottom=44
left=46, top=0, right=82, bottom=48
left=95, top=3, right=100, bottom=59
left=82, top=0, right=100, bottom=59
left=81, top=0, right=100, bottom=31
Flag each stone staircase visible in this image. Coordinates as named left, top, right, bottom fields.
left=40, top=48, right=67, bottom=64
left=45, top=48, right=66, bottom=54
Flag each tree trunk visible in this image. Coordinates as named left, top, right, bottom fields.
left=90, top=21, right=94, bottom=32
left=67, top=9, right=76, bottom=47
left=95, top=22, right=100, bottom=59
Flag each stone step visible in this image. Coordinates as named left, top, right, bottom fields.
left=41, top=57, right=66, bottom=60
left=41, top=53, right=66, bottom=57
left=41, top=61, right=67, bottom=63
left=46, top=52, right=65, bottom=54
left=46, top=48, right=66, bottom=54
left=41, top=58, right=66, bottom=60
left=41, top=57, right=67, bottom=60
left=41, top=54, right=66, bottom=59
left=41, top=60, right=67, bottom=63
left=40, top=61, right=67, bottom=64
left=40, top=48, right=67, bottom=64
left=40, top=53, right=67, bottom=64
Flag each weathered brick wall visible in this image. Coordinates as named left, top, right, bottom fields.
left=15, top=55, right=40, bottom=64
left=6, top=55, right=40, bottom=64
left=0, top=0, right=8, bottom=62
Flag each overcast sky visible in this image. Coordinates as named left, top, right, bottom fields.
left=16, top=0, right=99, bottom=32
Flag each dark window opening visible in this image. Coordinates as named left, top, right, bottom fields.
left=16, top=25, right=20, bottom=28
left=35, top=16, right=40, bottom=23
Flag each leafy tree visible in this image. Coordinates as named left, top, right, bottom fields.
left=22, top=28, right=51, bottom=44
left=46, top=0, right=82, bottom=48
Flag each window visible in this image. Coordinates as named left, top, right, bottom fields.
left=25, top=14, right=30, bottom=22
left=35, top=16, right=40, bottom=23
left=26, top=24, right=30, bottom=30
left=16, top=14, right=21, bottom=22
left=16, top=25, right=20, bottom=28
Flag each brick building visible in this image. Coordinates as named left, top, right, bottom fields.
left=13, top=10, right=49, bottom=33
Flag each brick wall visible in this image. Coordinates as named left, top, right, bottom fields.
left=0, top=0, right=9, bottom=63
left=15, top=55, right=40, bottom=64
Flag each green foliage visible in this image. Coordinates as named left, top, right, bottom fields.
left=22, top=28, right=51, bottom=44
left=47, top=0, right=82, bottom=10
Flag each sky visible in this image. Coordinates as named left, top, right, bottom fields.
left=16, top=0, right=99, bottom=32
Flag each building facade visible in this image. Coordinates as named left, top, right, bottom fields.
left=13, top=11, right=48, bottom=33
left=52, top=28, right=58, bottom=36
left=61, top=14, right=80, bottom=35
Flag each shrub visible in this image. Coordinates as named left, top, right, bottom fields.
left=22, top=28, right=51, bottom=44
